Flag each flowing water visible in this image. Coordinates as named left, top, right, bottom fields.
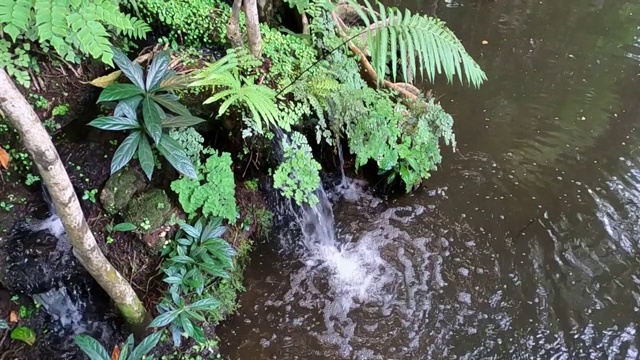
left=219, top=0, right=640, bottom=358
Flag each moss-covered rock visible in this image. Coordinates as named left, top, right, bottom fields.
left=100, top=167, right=146, bottom=215
left=122, top=188, right=173, bottom=235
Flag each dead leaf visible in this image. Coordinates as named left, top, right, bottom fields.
left=482, top=40, right=489, bottom=45
left=111, top=344, right=120, bottom=360
left=9, top=310, right=18, bottom=323
left=83, top=71, right=122, bottom=88
left=0, top=146, right=9, bottom=170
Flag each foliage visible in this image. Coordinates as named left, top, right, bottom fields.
left=75, top=332, right=162, bottom=360
left=89, top=47, right=206, bottom=180
left=347, top=0, right=486, bottom=87
left=155, top=217, right=236, bottom=346
left=0, top=318, right=8, bottom=330
left=260, top=25, right=318, bottom=89
left=170, top=150, right=238, bottom=223
left=273, top=131, right=321, bottom=206
left=82, top=188, right=98, bottom=203
left=136, top=0, right=231, bottom=48
left=190, top=49, right=282, bottom=134
left=168, top=127, right=205, bottom=167
left=0, top=0, right=150, bottom=65
left=0, top=40, right=33, bottom=87
left=10, top=326, right=36, bottom=346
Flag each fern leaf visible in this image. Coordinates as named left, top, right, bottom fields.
left=348, top=0, right=486, bottom=88
left=0, top=0, right=33, bottom=42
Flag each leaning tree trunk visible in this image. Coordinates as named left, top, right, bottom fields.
left=226, top=0, right=244, bottom=48
left=244, top=0, right=263, bottom=57
left=0, top=69, right=147, bottom=326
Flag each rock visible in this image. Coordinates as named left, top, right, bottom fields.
left=122, top=188, right=173, bottom=235
left=100, top=167, right=146, bottom=215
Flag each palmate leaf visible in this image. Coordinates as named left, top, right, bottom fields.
left=349, top=0, right=486, bottom=88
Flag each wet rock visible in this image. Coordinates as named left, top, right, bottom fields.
left=122, top=188, right=173, bottom=235
left=100, top=167, right=146, bottom=215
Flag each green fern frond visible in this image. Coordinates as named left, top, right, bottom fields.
left=191, top=50, right=281, bottom=133
left=348, top=0, right=486, bottom=88
left=0, top=0, right=32, bottom=42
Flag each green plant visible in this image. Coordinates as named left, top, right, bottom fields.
left=273, top=131, right=321, bottom=206
left=0, top=0, right=150, bottom=64
left=155, top=217, right=235, bottom=346
left=190, top=49, right=283, bottom=134
left=10, top=326, right=36, bottom=346
left=24, top=173, right=40, bottom=185
left=29, top=94, right=48, bottom=109
left=52, top=103, right=70, bottom=116
left=89, top=47, right=206, bottom=180
left=168, top=127, right=205, bottom=167
left=347, top=0, right=486, bottom=87
left=0, top=201, right=13, bottom=212
left=82, top=188, right=98, bottom=203
left=75, top=331, right=163, bottom=360
left=0, top=40, right=33, bottom=87
left=19, top=304, right=34, bottom=319
left=170, top=150, right=238, bottom=223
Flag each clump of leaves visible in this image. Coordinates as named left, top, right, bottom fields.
left=155, top=217, right=236, bottom=346
left=89, top=47, right=205, bottom=180
left=170, top=150, right=238, bottom=223
left=74, top=332, right=162, bottom=360
left=10, top=326, right=36, bottom=346
left=273, top=131, right=321, bottom=206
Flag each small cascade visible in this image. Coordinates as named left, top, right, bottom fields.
left=336, top=140, right=348, bottom=189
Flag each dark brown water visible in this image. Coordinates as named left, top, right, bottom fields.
left=219, top=0, right=640, bottom=358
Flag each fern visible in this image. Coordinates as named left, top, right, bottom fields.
left=190, top=49, right=283, bottom=133
left=347, top=0, right=486, bottom=87
left=0, top=0, right=150, bottom=65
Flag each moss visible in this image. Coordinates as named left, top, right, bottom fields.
left=122, top=188, right=173, bottom=234
left=100, top=167, right=146, bottom=215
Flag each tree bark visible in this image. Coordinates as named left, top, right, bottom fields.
left=244, top=0, right=263, bottom=57
left=226, top=0, right=244, bottom=48
left=0, top=69, right=147, bottom=326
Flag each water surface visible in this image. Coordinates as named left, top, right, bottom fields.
left=220, top=0, right=640, bottom=358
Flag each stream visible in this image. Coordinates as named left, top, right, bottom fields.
left=219, top=0, right=640, bottom=358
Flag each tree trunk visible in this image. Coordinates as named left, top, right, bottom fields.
left=0, top=69, right=148, bottom=326
left=226, top=0, right=244, bottom=48
left=244, top=0, right=263, bottom=57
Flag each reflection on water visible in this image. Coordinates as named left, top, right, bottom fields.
left=220, top=0, right=640, bottom=358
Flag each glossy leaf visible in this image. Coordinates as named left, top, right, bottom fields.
left=192, top=326, right=205, bottom=344
left=111, top=131, right=142, bottom=175
left=169, top=255, right=195, bottom=264
left=146, top=50, right=171, bottom=91
left=129, top=331, right=163, bottom=360
left=156, top=134, right=197, bottom=179
left=112, top=222, right=137, bottom=232
left=142, top=96, right=163, bottom=145
left=97, top=84, right=144, bottom=103
left=180, top=314, right=195, bottom=338
left=88, top=116, right=140, bottom=131
left=201, top=218, right=224, bottom=241
left=114, top=95, right=143, bottom=119
left=111, top=47, right=145, bottom=89
left=149, top=310, right=181, bottom=328
left=118, top=335, right=134, bottom=360
left=161, top=115, right=206, bottom=128
left=152, top=94, right=191, bottom=116
left=137, top=135, right=155, bottom=180
left=188, top=298, right=221, bottom=311
left=74, top=335, right=110, bottom=360
left=181, top=223, right=200, bottom=239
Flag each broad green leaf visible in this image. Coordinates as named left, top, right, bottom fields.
left=188, top=298, right=221, bottom=311
left=146, top=50, right=171, bottom=91
left=180, top=314, right=195, bottom=338
left=113, top=222, right=137, bottom=232
left=137, top=135, right=155, bottom=180
left=88, top=116, right=140, bottom=131
left=111, top=131, right=141, bottom=174
left=169, top=255, right=195, bottom=264
left=201, top=218, right=224, bottom=241
left=97, top=84, right=144, bottom=103
left=117, top=334, right=135, bottom=360
left=192, top=326, right=205, bottom=344
left=114, top=95, right=143, bottom=119
left=163, top=276, right=183, bottom=284
left=185, top=309, right=206, bottom=322
left=161, top=115, right=206, bottom=128
left=111, top=47, right=145, bottom=89
left=149, top=310, right=181, bottom=328
left=152, top=94, right=191, bottom=116
left=142, top=96, right=163, bottom=144
left=74, top=335, right=110, bottom=360
left=156, top=134, right=197, bottom=179
left=181, top=223, right=200, bottom=239
left=129, top=331, right=163, bottom=360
